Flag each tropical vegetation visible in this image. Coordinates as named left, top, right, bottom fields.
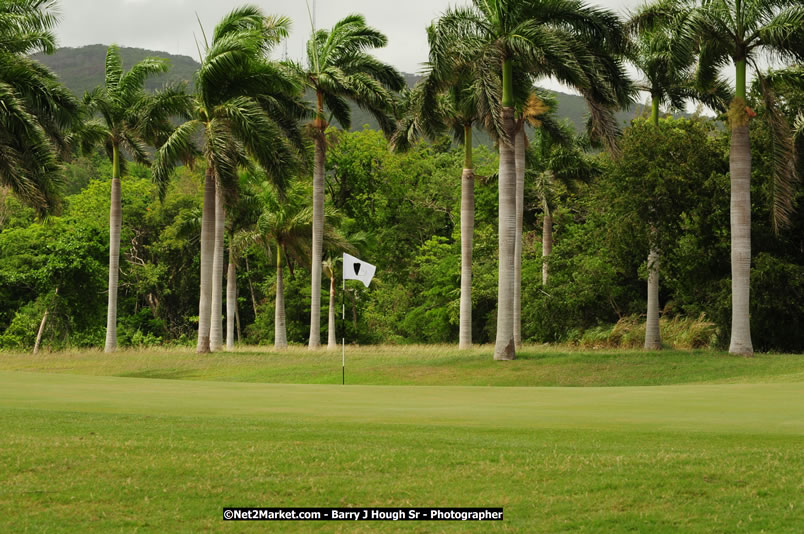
left=0, top=0, right=802, bottom=356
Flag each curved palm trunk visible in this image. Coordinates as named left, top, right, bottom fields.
left=34, top=307, right=49, bottom=354
left=328, top=273, right=337, bottom=350
left=542, top=196, right=552, bottom=286
left=226, top=239, right=236, bottom=351
left=459, top=126, right=474, bottom=350
left=494, top=103, right=517, bottom=361
left=729, top=122, right=753, bottom=355
left=104, top=145, right=122, bottom=353
left=645, top=247, right=661, bottom=349
left=513, top=124, right=526, bottom=347
left=308, top=128, right=325, bottom=349
left=196, top=166, right=215, bottom=353
left=210, top=185, right=225, bottom=351
left=275, top=246, right=287, bottom=349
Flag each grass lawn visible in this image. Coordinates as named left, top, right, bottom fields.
left=1, top=344, right=803, bottom=386
left=1, top=347, right=803, bottom=532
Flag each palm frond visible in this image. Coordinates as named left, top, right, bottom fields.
left=758, top=73, right=799, bottom=232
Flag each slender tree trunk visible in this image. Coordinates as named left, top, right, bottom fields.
left=729, top=122, right=753, bottom=353
left=308, top=120, right=326, bottom=349
left=275, top=246, right=287, bottom=349
left=226, top=240, right=236, bottom=350
left=328, top=274, right=337, bottom=350
left=645, top=247, right=661, bottom=349
left=542, top=196, right=552, bottom=286
left=197, top=166, right=215, bottom=353
left=235, top=305, right=241, bottom=342
left=644, top=101, right=662, bottom=350
left=104, top=145, right=121, bottom=353
left=245, top=256, right=258, bottom=317
left=513, top=123, right=526, bottom=347
left=209, top=185, right=225, bottom=351
left=494, top=65, right=516, bottom=361
left=34, top=307, right=49, bottom=355
left=459, top=125, right=474, bottom=350
left=33, top=288, right=57, bottom=355
left=729, top=60, right=753, bottom=356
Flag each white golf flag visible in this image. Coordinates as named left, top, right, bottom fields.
left=343, top=253, right=376, bottom=288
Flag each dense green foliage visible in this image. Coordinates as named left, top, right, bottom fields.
left=2, top=110, right=801, bottom=351
left=0, top=2, right=801, bottom=354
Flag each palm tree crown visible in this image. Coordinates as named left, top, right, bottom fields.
left=0, top=0, right=77, bottom=215
left=294, top=14, right=404, bottom=349
left=154, top=5, right=307, bottom=353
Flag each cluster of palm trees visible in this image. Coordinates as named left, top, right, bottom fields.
left=2, top=0, right=801, bottom=358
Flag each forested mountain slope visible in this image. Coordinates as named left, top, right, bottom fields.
left=32, top=45, right=649, bottom=135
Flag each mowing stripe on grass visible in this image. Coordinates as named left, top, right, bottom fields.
left=1, top=371, right=802, bottom=435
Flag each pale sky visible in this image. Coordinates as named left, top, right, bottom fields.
left=54, top=0, right=647, bottom=94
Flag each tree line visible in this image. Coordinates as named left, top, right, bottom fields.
left=0, top=0, right=802, bottom=356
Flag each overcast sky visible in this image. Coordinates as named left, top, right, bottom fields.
left=55, top=0, right=647, bottom=94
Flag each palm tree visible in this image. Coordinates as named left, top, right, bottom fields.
left=154, top=6, right=305, bottom=353
left=258, top=184, right=352, bottom=349
left=391, top=50, right=499, bottom=348
left=323, top=230, right=364, bottom=350
left=223, top=182, right=261, bottom=349
left=685, top=0, right=803, bottom=355
left=430, top=0, right=631, bottom=359
left=293, top=14, right=405, bottom=349
left=0, top=0, right=78, bottom=216
left=513, top=90, right=570, bottom=346
left=528, top=123, right=598, bottom=287
left=81, top=45, right=192, bottom=353
left=627, top=0, right=730, bottom=350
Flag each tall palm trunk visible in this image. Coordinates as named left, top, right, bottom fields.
left=104, top=145, right=122, bottom=353
left=275, top=246, right=287, bottom=349
left=728, top=59, right=753, bottom=356
left=210, top=184, right=225, bottom=351
left=309, top=112, right=326, bottom=349
left=459, top=125, right=474, bottom=350
left=542, top=196, right=552, bottom=286
left=494, top=60, right=516, bottom=361
left=645, top=100, right=662, bottom=350
left=226, top=239, right=236, bottom=350
left=328, top=273, right=337, bottom=350
left=513, top=123, right=526, bottom=347
left=197, top=165, right=216, bottom=353
left=645, top=247, right=661, bottom=349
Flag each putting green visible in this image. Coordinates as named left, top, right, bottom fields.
left=2, top=370, right=802, bottom=435
left=3, top=370, right=804, bottom=532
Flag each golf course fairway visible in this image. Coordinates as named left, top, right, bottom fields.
left=2, top=368, right=804, bottom=532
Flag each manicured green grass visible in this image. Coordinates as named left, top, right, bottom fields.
left=1, top=344, right=803, bottom=387
left=1, top=370, right=804, bottom=532
left=1, top=347, right=803, bottom=531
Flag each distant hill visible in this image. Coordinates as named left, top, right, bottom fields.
left=31, top=44, right=199, bottom=96
left=33, top=45, right=653, bottom=140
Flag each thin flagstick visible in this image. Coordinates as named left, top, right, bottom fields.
left=342, top=276, right=345, bottom=385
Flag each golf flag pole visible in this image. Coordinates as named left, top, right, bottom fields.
left=341, top=253, right=376, bottom=385
left=342, top=275, right=345, bottom=385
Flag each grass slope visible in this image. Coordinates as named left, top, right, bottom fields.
left=1, top=345, right=803, bottom=387
left=1, top=370, right=803, bottom=532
